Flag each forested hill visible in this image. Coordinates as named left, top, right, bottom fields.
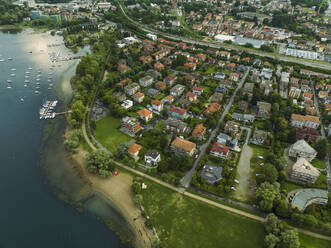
left=0, top=0, right=29, bottom=25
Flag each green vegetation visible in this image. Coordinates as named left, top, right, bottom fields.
left=85, top=149, right=113, bottom=176
left=94, top=115, right=131, bottom=154
left=311, top=159, right=325, bottom=170
left=299, top=233, right=331, bottom=248
left=0, top=0, right=29, bottom=25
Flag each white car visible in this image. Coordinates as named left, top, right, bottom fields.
left=260, top=163, right=264, bottom=166
left=230, top=186, right=236, bottom=191
left=234, top=179, right=239, bottom=184
left=258, top=156, right=264, bottom=159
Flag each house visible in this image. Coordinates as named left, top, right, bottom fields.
left=232, top=113, right=255, bottom=123
left=192, top=86, right=204, bottom=96
left=217, top=133, right=232, bottom=144
left=155, top=81, right=166, bottom=91
left=117, top=64, right=131, bottom=73
left=289, top=87, right=301, bottom=99
left=214, top=72, right=226, bottom=80
left=168, top=106, right=187, bottom=120
left=209, top=92, right=223, bottom=103
left=171, top=137, right=196, bottom=156
left=318, top=91, right=328, bottom=99
left=256, top=101, right=271, bottom=118
left=192, top=124, right=206, bottom=140
left=216, top=84, right=228, bottom=93
left=162, top=95, right=174, bottom=104
left=139, top=55, right=152, bottom=64
left=204, top=103, right=221, bottom=115
left=151, top=99, right=163, bottom=112
left=147, top=88, right=160, bottom=98
left=154, top=62, right=164, bottom=71
left=238, top=101, right=248, bottom=112
left=297, top=128, right=320, bottom=142
left=137, top=108, right=153, bottom=122
left=152, top=50, right=168, bottom=60
left=288, top=139, right=317, bottom=162
left=124, top=83, right=140, bottom=96
left=229, top=72, right=240, bottom=82
left=121, top=116, right=141, bottom=135
left=260, top=68, right=273, bottom=79
left=139, top=75, right=154, bottom=87
left=184, top=62, right=197, bottom=71
left=112, top=92, right=126, bottom=102
left=291, top=158, right=320, bottom=184
left=196, top=53, right=207, bottom=62
left=291, top=114, right=320, bottom=129
left=300, top=69, right=313, bottom=76
left=227, top=62, right=236, bottom=71
left=303, top=92, right=313, bottom=100
left=164, top=118, right=188, bottom=133
left=251, top=129, right=269, bottom=145
left=224, top=121, right=240, bottom=136
left=144, top=150, right=161, bottom=166
left=133, top=92, right=144, bottom=103
left=220, top=51, right=231, bottom=59
left=117, top=77, right=132, bottom=88
left=146, top=69, right=161, bottom=80
left=186, top=91, right=197, bottom=102
left=164, top=74, right=177, bottom=86
left=170, top=84, right=185, bottom=97
left=127, top=143, right=142, bottom=161
left=185, top=75, right=196, bottom=85
left=210, top=142, right=230, bottom=159
left=243, top=82, right=254, bottom=100
left=121, top=99, right=133, bottom=109
left=201, top=165, right=223, bottom=184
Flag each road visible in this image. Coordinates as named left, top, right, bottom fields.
left=312, top=86, right=331, bottom=193
left=180, top=67, right=251, bottom=188
left=116, top=1, right=331, bottom=71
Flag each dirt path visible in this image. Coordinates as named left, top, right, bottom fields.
left=234, top=144, right=254, bottom=201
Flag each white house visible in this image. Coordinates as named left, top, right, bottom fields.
left=288, top=139, right=317, bottom=162
left=147, top=33, right=157, bottom=41
left=144, top=150, right=161, bottom=166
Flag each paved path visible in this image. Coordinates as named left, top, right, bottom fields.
left=180, top=67, right=251, bottom=188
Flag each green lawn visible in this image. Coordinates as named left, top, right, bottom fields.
left=282, top=181, right=302, bottom=193
left=311, top=159, right=325, bottom=170
left=140, top=178, right=265, bottom=248
left=299, top=233, right=331, bottom=248
left=94, top=115, right=131, bottom=154
left=137, top=176, right=331, bottom=248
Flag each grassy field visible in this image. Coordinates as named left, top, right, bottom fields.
left=94, top=115, right=131, bottom=153
left=137, top=175, right=331, bottom=248
left=299, top=233, right=331, bottom=248
left=311, top=159, right=325, bottom=170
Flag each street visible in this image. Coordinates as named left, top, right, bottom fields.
left=180, top=67, right=251, bottom=188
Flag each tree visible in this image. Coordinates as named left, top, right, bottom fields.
left=132, top=181, right=142, bottom=194
left=313, top=138, right=328, bottom=159
left=264, top=213, right=280, bottom=235
left=276, top=200, right=291, bottom=218
left=86, top=149, right=112, bottom=175
left=280, top=229, right=300, bottom=248
left=117, top=143, right=129, bottom=159
left=133, top=194, right=143, bottom=206
left=256, top=182, right=281, bottom=212
left=71, top=100, right=86, bottom=123
left=264, top=233, right=279, bottom=248
left=262, top=163, right=278, bottom=183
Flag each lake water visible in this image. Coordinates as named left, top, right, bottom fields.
left=0, top=29, right=132, bottom=248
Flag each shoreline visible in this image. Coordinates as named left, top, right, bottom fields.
left=68, top=140, right=153, bottom=248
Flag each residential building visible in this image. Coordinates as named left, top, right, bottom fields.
left=209, top=92, right=223, bottom=103
left=256, top=101, right=271, bottom=118
left=204, top=103, right=221, bottom=115
left=192, top=124, right=206, bottom=140
left=210, top=142, right=230, bottom=158
left=238, top=101, right=248, bottom=112
left=224, top=121, right=240, bottom=136
left=144, top=150, right=161, bottom=166
left=137, top=108, right=153, bottom=122
left=230, top=72, right=240, bottom=82
left=133, top=92, right=144, bottom=103
left=251, top=130, right=269, bottom=145
left=139, top=75, right=154, bottom=87
left=291, top=158, right=320, bottom=184
left=201, top=165, right=223, bottom=184
left=186, top=92, right=197, bottom=102
left=164, top=74, right=177, bottom=86
left=170, top=84, right=185, bottom=97
left=147, top=88, right=160, bottom=97
left=164, top=118, right=188, bottom=133
left=291, top=114, right=320, bottom=129
left=232, top=113, right=255, bottom=123
left=151, top=99, right=163, bottom=112
left=155, top=81, right=166, bottom=91
left=124, top=83, right=140, bottom=96
left=154, top=62, right=164, bottom=71
left=184, top=62, right=197, bottom=71
left=288, top=139, right=317, bottom=162
left=121, top=116, right=141, bottom=135
left=289, top=87, right=301, bottom=99
left=297, top=128, right=320, bottom=142
left=127, top=143, right=142, bottom=161
left=217, top=133, right=232, bottom=144
left=168, top=106, right=187, bottom=120
left=118, top=64, right=130, bottom=73
left=121, top=99, right=133, bottom=109
left=162, top=95, right=174, bottom=104
left=185, top=75, right=196, bottom=85
left=192, top=86, right=204, bottom=96
left=171, top=137, right=196, bottom=156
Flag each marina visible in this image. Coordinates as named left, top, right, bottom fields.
left=39, top=100, right=57, bottom=119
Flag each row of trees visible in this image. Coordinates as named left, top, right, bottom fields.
left=0, top=0, right=29, bottom=25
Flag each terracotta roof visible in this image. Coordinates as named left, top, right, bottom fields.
left=211, top=142, right=229, bottom=154
left=128, top=143, right=142, bottom=155
left=169, top=105, right=187, bottom=115
left=151, top=99, right=162, bottom=106
left=193, top=124, right=206, bottom=136
left=303, top=92, right=313, bottom=98
left=134, top=92, right=144, bottom=98
left=291, top=113, right=320, bottom=123
left=171, top=137, right=196, bottom=152
left=186, top=91, right=197, bottom=99
left=138, top=108, right=152, bottom=117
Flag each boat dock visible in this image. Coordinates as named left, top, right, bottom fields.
left=40, top=100, right=58, bottom=120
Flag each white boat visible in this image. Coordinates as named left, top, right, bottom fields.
left=36, top=82, right=40, bottom=85
left=49, top=83, right=53, bottom=86
left=47, top=80, right=52, bottom=82
left=36, top=86, right=40, bottom=89
left=0, top=59, right=5, bottom=62
left=48, top=87, right=52, bottom=90
left=25, top=71, right=30, bottom=74
left=24, top=84, right=27, bottom=87
left=25, top=76, right=29, bottom=79
left=28, top=67, right=33, bottom=70
left=20, top=98, right=24, bottom=102
left=11, top=68, right=16, bottom=71
left=34, top=91, right=40, bottom=94
left=7, top=80, right=12, bottom=83
left=36, top=78, right=40, bottom=81
left=10, top=74, right=15, bottom=77
left=24, top=80, right=29, bottom=83
left=7, top=86, right=12, bottom=89
left=8, top=58, right=12, bottom=60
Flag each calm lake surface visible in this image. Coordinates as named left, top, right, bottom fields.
left=0, top=29, right=132, bottom=248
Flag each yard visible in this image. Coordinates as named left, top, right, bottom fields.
left=311, top=158, right=326, bottom=170
left=94, top=115, right=131, bottom=154
left=137, top=176, right=331, bottom=248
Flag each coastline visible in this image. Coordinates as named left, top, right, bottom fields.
left=69, top=140, right=154, bottom=248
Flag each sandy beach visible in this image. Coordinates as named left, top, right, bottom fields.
left=71, top=148, right=153, bottom=248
